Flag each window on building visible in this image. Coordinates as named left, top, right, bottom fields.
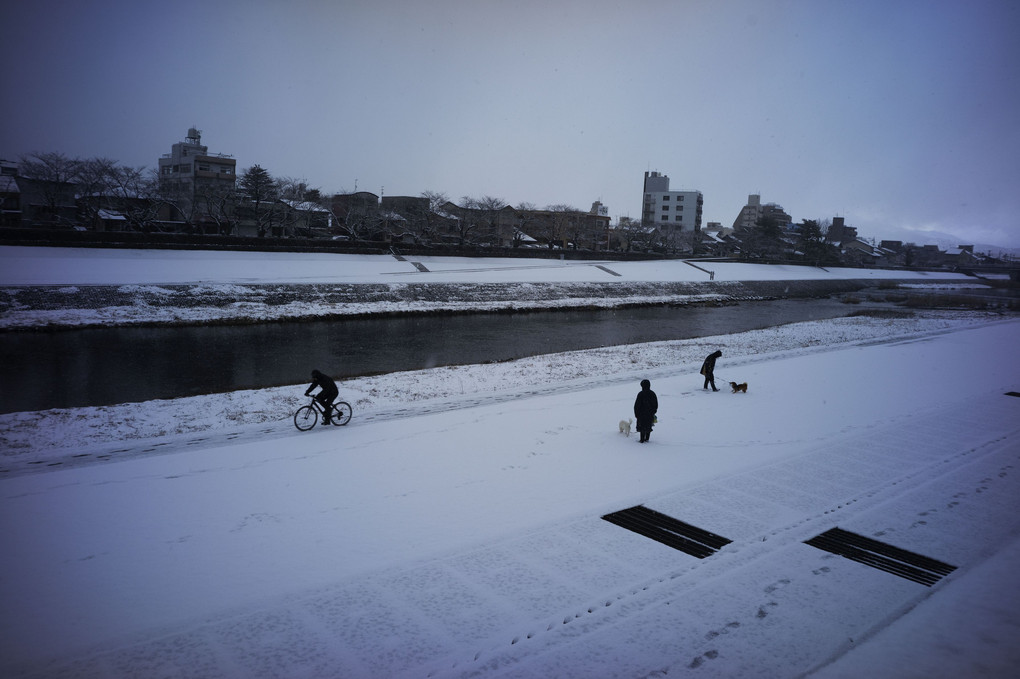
left=662, top=205, right=669, bottom=211
left=678, top=195, right=684, bottom=201
left=661, top=215, right=669, bottom=221
left=662, top=195, right=670, bottom=200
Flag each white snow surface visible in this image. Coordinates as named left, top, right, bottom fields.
left=0, top=245, right=977, bottom=329
left=0, top=247, right=1018, bottom=678
left=0, top=245, right=973, bottom=286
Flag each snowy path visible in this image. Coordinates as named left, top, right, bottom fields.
left=1, top=321, right=1018, bottom=678
left=1, top=320, right=1020, bottom=672
left=1, top=314, right=1002, bottom=476
left=7, top=392, right=1017, bottom=678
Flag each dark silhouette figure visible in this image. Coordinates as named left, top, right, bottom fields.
left=633, top=379, right=658, bottom=443
left=306, top=369, right=339, bottom=424
left=701, top=350, right=722, bottom=392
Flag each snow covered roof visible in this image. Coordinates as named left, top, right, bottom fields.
left=842, top=239, right=887, bottom=257
left=98, top=209, right=127, bottom=221
left=280, top=199, right=328, bottom=213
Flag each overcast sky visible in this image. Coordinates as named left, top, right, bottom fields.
left=3, top=0, right=1018, bottom=249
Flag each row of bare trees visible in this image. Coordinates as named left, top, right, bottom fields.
left=15, top=152, right=155, bottom=229
left=12, top=153, right=326, bottom=235
left=14, top=152, right=643, bottom=250
left=13, top=151, right=625, bottom=246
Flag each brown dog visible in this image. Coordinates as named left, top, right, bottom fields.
left=729, top=381, right=748, bottom=393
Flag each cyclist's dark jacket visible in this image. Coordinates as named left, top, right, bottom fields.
left=307, top=372, right=338, bottom=399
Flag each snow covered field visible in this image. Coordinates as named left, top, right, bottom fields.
left=1, top=247, right=1018, bottom=678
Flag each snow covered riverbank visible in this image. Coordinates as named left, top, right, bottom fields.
left=2, top=312, right=1019, bottom=678
left=0, top=309, right=1005, bottom=468
left=1, top=246, right=1017, bottom=678
left=0, top=246, right=979, bottom=329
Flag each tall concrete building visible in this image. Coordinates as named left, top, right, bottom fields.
left=641, top=171, right=702, bottom=231
left=158, top=128, right=236, bottom=210
left=732, top=194, right=792, bottom=231
left=732, top=194, right=762, bottom=230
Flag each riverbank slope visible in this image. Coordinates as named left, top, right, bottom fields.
left=1, top=316, right=1017, bottom=678
left=0, top=246, right=979, bottom=329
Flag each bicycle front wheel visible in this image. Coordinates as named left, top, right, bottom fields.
left=331, top=401, right=353, bottom=426
left=294, top=404, right=318, bottom=431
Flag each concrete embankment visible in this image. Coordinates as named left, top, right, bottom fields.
left=0, top=278, right=966, bottom=330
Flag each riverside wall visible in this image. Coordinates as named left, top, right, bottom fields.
left=0, top=278, right=967, bottom=331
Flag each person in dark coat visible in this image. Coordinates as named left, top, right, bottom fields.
left=306, top=369, right=339, bottom=424
left=701, top=350, right=722, bottom=391
left=633, top=379, right=658, bottom=443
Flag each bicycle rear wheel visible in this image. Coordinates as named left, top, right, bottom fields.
left=331, top=401, right=353, bottom=426
left=294, top=404, right=318, bottom=431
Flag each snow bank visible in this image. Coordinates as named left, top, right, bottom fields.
left=0, top=246, right=978, bottom=329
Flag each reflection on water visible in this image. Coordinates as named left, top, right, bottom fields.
left=2, top=298, right=864, bottom=413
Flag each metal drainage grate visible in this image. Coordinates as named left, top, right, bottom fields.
left=804, top=527, right=956, bottom=586
left=602, top=505, right=732, bottom=559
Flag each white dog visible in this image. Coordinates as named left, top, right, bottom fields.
left=618, top=418, right=633, bottom=437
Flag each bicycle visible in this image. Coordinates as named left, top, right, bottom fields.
left=293, top=397, right=353, bottom=431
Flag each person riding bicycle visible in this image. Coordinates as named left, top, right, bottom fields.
left=305, top=369, right=339, bottom=424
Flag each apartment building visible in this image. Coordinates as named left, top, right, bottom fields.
left=732, top=194, right=792, bottom=231
left=157, top=128, right=236, bottom=210
left=641, top=171, right=702, bottom=232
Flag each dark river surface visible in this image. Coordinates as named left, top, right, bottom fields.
left=2, top=297, right=871, bottom=413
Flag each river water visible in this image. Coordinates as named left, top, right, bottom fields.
left=2, top=297, right=869, bottom=413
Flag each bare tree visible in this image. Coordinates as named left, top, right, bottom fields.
left=323, top=190, right=381, bottom=241
left=539, top=204, right=579, bottom=249
left=95, top=162, right=160, bottom=231
left=195, top=182, right=238, bottom=235
left=461, top=196, right=510, bottom=246
left=75, top=157, right=118, bottom=226
left=17, top=152, right=82, bottom=226
left=118, top=168, right=165, bottom=232
left=70, top=158, right=153, bottom=231
left=616, top=216, right=644, bottom=252
left=513, top=201, right=539, bottom=247
left=155, top=171, right=201, bottom=231
left=410, top=190, right=449, bottom=244
left=277, top=177, right=318, bottom=203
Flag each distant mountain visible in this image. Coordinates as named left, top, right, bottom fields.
left=969, top=243, right=1020, bottom=259
left=856, top=225, right=1019, bottom=258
